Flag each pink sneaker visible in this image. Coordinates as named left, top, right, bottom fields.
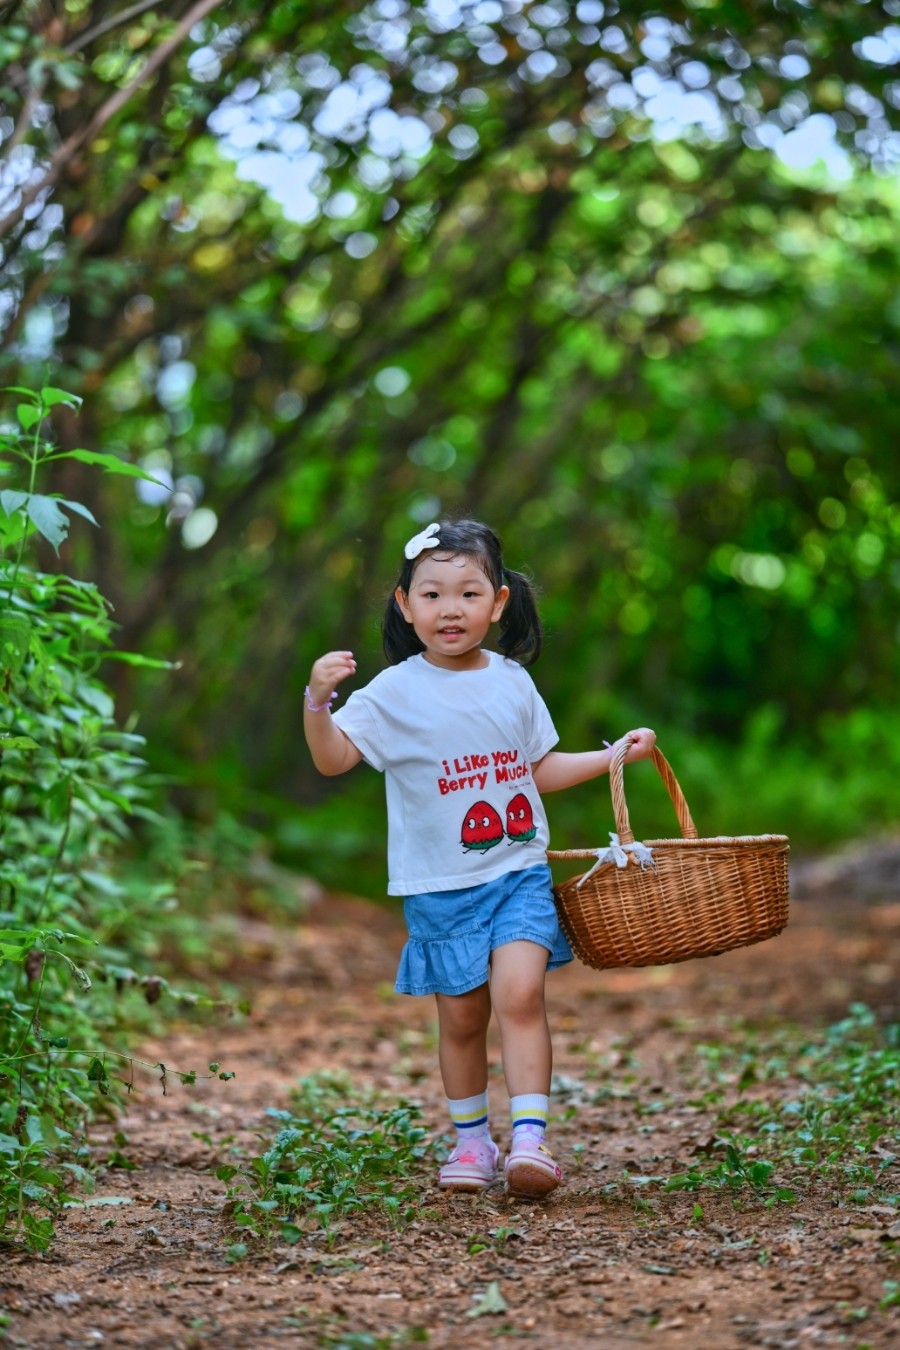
left=505, top=1134, right=562, bottom=1198
left=437, top=1136, right=499, bottom=1192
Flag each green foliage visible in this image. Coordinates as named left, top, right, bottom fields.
left=0, top=1112, right=72, bottom=1253
left=216, top=1070, right=436, bottom=1254
left=663, top=1004, right=899, bottom=1202
left=0, top=385, right=221, bottom=1250
left=555, top=702, right=900, bottom=851
left=0, top=3, right=897, bottom=863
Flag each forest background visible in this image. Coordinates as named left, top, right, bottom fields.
left=0, top=0, right=899, bottom=1249
left=3, top=0, right=900, bottom=888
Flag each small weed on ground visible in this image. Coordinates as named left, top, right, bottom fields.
left=662, top=1004, right=898, bottom=1204
left=216, top=1070, right=437, bottom=1256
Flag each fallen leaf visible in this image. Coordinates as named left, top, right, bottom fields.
left=63, top=1196, right=134, bottom=1208
left=467, top=1281, right=508, bottom=1318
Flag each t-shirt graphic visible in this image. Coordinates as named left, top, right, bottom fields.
left=460, top=800, right=504, bottom=852
left=504, top=792, right=537, bottom=842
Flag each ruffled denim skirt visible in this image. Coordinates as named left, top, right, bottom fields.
left=395, top=863, right=573, bottom=997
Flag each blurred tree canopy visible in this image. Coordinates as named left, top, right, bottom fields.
left=1, top=1, right=898, bottom=860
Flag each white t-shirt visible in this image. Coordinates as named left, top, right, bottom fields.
left=332, top=651, right=558, bottom=895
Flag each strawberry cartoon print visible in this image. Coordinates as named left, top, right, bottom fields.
left=505, top=792, right=537, bottom=843
left=460, top=801, right=505, bottom=853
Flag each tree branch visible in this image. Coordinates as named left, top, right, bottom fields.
left=65, top=0, right=172, bottom=55
left=0, top=0, right=227, bottom=241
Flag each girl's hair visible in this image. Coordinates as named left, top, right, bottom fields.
left=382, top=518, right=543, bottom=667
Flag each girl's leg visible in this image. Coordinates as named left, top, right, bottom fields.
left=433, top=984, right=497, bottom=1191
left=433, top=983, right=492, bottom=1098
left=490, top=940, right=562, bottom=1197
left=489, top=940, right=552, bottom=1096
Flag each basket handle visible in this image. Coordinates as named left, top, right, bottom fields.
left=610, top=738, right=698, bottom=844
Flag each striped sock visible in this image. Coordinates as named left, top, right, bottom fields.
left=510, top=1093, right=549, bottom=1142
left=447, top=1091, right=491, bottom=1142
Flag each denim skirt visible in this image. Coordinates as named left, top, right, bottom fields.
left=394, top=863, right=573, bottom=997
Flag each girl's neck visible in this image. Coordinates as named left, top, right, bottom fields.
left=421, top=648, right=490, bottom=671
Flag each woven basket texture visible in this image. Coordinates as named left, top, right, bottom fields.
left=549, top=743, right=790, bottom=971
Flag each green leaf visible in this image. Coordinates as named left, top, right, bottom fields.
left=0, top=511, right=27, bottom=546
left=44, top=776, right=72, bottom=822
left=1, top=489, right=28, bottom=516
left=77, top=681, right=114, bottom=716
left=22, top=1214, right=55, bottom=1250
left=0, top=733, right=39, bottom=750
left=749, top=1160, right=775, bottom=1187
left=39, top=387, right=82, bottom=409
left=59, top=498, right=99, bottom=528
left=101, top=650, right=182, bottom=670
left=16, top=404, right=42, bottom=431
left=48, top=449, right=168, bottom=486
left=24, top=495, right=69, bottom=552
left=0, top=615, right=31, bottom=677
left=0, top=927, right=41, bottom=959
left=92, top=784, right=133, bottom=813
left=12, top=494, right=98, bottom=551
left=40, top=928, right=95, bottom=948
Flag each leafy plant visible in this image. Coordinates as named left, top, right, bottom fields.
left=0, top=383, right=223, bottom=1249
left=216, top=1070, right=436, bottom=1253
left=664, top=1004, right=898, bottom=1202
left=664, top=1135, right=782, bottom=1197
left=0, top=1112, right=72, bottom=1252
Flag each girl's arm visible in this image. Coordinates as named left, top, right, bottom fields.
left=532, top=727, right=656, bottom=794
left=304, top=650, right=364, bottom=776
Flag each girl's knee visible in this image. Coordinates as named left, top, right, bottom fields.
left=436, top=987, right=491, bottom=1040
left=493, top=982, right=547, bottom=1027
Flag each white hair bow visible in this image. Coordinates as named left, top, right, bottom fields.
left=404, top=522, right=441, bottom=560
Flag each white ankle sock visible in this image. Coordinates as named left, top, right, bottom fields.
left=510, top=1092, right=549, bottom=1142
left=447, top=1091, right=491, bottom=1142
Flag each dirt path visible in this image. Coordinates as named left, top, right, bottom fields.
left=3, top=865, right=898, bottom=1350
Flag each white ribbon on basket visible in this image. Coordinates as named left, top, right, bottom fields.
left=575, top=833, right=656, bottom=889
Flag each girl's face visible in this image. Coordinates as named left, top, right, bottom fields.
left=395, top=552, right=509, bottom=670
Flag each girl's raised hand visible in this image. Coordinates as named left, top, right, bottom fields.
left=307, top=651, right=357, bottom=708
left=619, top=727, right=657, bottom=763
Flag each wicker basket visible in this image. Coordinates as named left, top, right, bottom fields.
left=548, top=741, right=790, bottom=970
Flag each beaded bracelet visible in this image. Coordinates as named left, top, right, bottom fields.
left=305, top=685, right=337, bottom=713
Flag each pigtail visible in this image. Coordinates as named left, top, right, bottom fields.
left=498, top=567, right=543, bottom=667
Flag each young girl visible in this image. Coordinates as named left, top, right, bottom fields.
left=304, top=519, right=655, bottom=1199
